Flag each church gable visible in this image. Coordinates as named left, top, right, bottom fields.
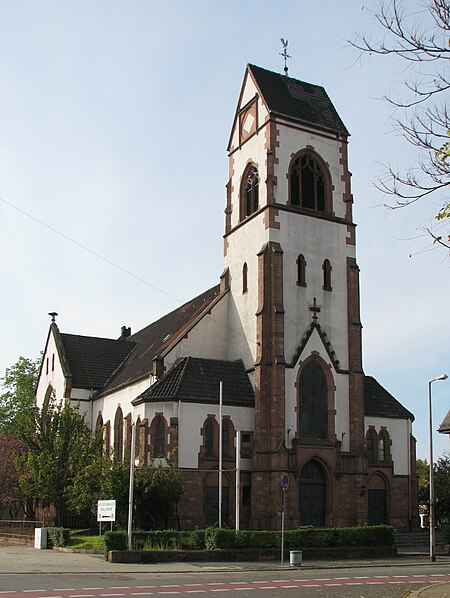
left=99, top=284, right=223, bottom=396
left=290, top=320, right=341, bottom=372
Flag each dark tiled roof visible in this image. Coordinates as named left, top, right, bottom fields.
left=133, top=356, right=255, bottom=407
left=438, top=409, right=450, bottom=434
left=364, top=376, right=414, bottom=421
left=248, top=64, right=349, bottom=136
left=100, top=285, right=222, bottom=395
left=60, top=333, right=135, bottom=390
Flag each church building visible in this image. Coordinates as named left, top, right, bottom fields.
left=36, top=64, right=418, bottom=531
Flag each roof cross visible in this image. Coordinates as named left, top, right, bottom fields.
left=48, top=311, right=58, bottom=323
left=309, top=297, right=321, bottom=321
left=279, top=39, right=292, bottom=76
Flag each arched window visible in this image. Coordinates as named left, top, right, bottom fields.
left=366, top=428, right=377, bottom=464
left=298, top=361, right=328, bottom=439
left=114, top=407, right=124, bottom=461
left=242, top=262, right=248, bottom=294
left=241, top=165, right=259, bottom=219
left=95, top=413, right=103, bottom=428
left=289, top=153, right=327, bottom=212
left=323, top=259, right=332, bottom=291
left=204, top=419, right=214, bottom=457
left=222, top=421, right=229, bottom=458
left=378, top=429, right=390, bottom=463
left=150, top=416, right=167, bottom=457
left=297, top=254, right=307, bottom=287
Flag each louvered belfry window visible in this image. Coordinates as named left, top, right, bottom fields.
left=244, top=167, right=259, bottom=217
left=290, top=154, right=326, bottom=212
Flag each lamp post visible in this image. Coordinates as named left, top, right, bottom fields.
left=428, top=374, right=448, bottom=562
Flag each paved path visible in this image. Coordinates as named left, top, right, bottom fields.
left=0, top=545, right=449, bottom=596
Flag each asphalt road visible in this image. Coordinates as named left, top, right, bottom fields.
left=1, top=563, right=450, bottom=597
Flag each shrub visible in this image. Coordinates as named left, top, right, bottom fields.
left=443, top=524, right=450, bottom=544
left=46, top=527, right=70, bottom=548
left=103, top=530, right=127, bottom=557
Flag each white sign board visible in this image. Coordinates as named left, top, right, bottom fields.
left=97, top=500, right=116, bottom=522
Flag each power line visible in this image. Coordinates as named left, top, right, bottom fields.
left=0, top=195, right=260, bottom=346
left=0, top=195, right=181, bottom=303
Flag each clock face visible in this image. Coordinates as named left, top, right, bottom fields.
left=239, top=100, right=257, bottom=144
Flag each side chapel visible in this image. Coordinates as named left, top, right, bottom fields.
left=36, top=64, right=418, bottom=530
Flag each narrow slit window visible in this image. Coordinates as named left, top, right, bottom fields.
left=323, top=259, right=332, bottom=292
left=242, top=262, right=248, bottom=294
left=297, top=254, right=307, bottom=287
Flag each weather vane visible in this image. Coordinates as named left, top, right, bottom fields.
left=280, top=39, right=291, bottom=76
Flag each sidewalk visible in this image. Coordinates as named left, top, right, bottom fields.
left=0, top=545, right=448, bottom=596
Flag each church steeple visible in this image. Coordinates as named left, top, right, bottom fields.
left=224, top=64, right=363, bottom=528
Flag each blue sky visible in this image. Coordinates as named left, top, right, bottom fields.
left=0, top=0, right=448, bottom=460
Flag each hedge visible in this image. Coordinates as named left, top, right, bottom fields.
left=46, top=527, right=70, bottom=548
left=443, top=524, right=450, bottom=544
left=132, top=530, right=205, bottom=551
left=104, top=525, right=394, bottom=556
left=104, top=530, right=128, bottom=556
left=204, top=525, right=395, bottom=550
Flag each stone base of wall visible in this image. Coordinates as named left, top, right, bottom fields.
left=108, top=546, right=397, bottom=563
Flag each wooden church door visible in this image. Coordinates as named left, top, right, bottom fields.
left=368, top=474, right=387, bottom=525
left=299, top=460, right=326, bottom=526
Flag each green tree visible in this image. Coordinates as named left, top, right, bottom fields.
left=67, top=453, right=184, bottom=530
left=0, top=436, right=27, bottom=518
left=15, top=396, right=103, bottom=525
left=134, top=456, right=184, bottom=529
left=351, top=0, right=450, bottom=250
left=434, top=452, right=450, bottom=526
left=0, top=356, right=40, bottom=437
left=417, top=458, right=429, bottom=505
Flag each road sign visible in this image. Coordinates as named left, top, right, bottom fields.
left=281, top=473, right=289, bottom=491
left=97, top=500, right=116, bottom=522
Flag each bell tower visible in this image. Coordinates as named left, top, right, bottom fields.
left=224, top=64, right=364, bottom=528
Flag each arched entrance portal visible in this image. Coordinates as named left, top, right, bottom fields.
left=368, top=474, right=388, bottom=525
left=299, top=460, right=326, bottom=526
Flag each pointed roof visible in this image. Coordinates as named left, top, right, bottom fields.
left=133, top=356, right=255, bottom=407
left=58, top=332, right=135, bottom=390
left=364, top=376, right=414, bottom=421
left=438, top=409, right=450, bottom=434
left=99, top=285, right=223, bottom=396
left=247, top=64, right=349, bottom=136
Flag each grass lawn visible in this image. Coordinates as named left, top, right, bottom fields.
left=68, top=530, right=105, bottom=552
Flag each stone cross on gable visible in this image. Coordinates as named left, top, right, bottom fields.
left=309, top=297, right=321, bottom=321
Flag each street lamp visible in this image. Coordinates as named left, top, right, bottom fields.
left=428, top=373, right=448, bottom=562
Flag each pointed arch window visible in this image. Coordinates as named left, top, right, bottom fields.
left=290, top=153, right=327, bottom=212
left=114, top=407, right=124, bottom=461
left=150, top=415, right=167, bottom=457
left=241, top=165, right=259, bottom=220
left=378, top=429, right=390, bottom=463
left=242, top=262, right=248, bottom=294
left=298, top=361, right=328, bottom=439
left=366, top=428, right=377, bottom=464
left=297, top=254, right=307, bottom=287
left=222, top=420, right=229, bottom=458
left=204, top=419, right=214, bottom=457
left=323, top=259, right=332, bottom=292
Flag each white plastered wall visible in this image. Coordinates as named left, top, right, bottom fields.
left=35, top=331, right=66, bottom=409
left=142, top=401, right=254, bottom=470
left=93, top=377, right=153, bottom=438
left=364, top=416, right=411, bottom=476
left=162, top=295, right=230, bottom=372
